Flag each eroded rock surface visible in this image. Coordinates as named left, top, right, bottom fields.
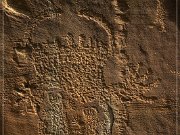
left=0, top=0, right=178, bottom=135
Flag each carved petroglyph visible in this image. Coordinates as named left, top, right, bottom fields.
left=28, top=21, right=112, bottom=133
left=9, top=1, right=161, bottom=134
left=31, top=32, right=109, bottom=99
left=155, top=0, right=166, bottom=32
left=12, top=80, right=37, bottom=115
left=42, top=90, right=68, bottom=135
left=78, top=12, right=113, bottom=52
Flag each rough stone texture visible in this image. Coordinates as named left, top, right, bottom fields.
left=0, top=0, right=179, bottom=135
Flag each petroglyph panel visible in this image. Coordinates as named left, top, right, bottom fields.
left=30, top=10, right=114, bottom=134
left=2, top=0, right=177, bottom=135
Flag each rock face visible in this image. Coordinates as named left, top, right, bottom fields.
left=0, top=0, right=178, bottom=135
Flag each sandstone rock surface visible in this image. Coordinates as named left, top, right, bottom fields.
left=0, top=0, right=179, bottom=135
